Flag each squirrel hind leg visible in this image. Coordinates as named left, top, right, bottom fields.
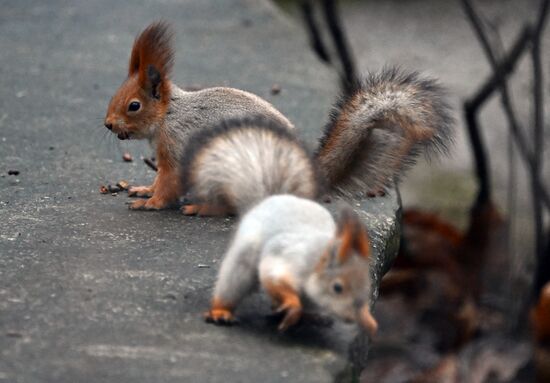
left=181, top=203, right=233, bottom=216
left=206, top=235, right=262, bottom=326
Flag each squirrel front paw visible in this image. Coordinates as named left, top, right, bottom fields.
left=204, top=308, right=236, bottom=326
left=128, top=185, right=154, bottom=198
left=129, top=197, right=168, bottom=210
left=275, top=301, right=302, bottom=332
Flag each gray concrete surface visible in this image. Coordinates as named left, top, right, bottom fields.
left=0, top=1, right=399, bottom=382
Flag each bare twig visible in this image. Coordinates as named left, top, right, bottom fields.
left=463, top=103, right=491, bottom=207
left=321, top=0, right=358, bottom=90
left=143, top=157, right=158, bottom=172
left=463, top=25, right=531, bottom=207
left=466, top=26, right=531, bottom=110
left=300, top=0, right=331, bottom=63
left=461, top=0, right=550, bottom=210
left=532, top=0, right=550, bottom=298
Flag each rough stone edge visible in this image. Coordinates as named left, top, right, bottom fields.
left=325, top=188, right=402, bottom=381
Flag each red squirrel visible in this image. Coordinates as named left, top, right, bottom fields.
left=104, top=22, right=293, bottom=210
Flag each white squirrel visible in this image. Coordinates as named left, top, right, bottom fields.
left=204, top=193, right=378, bottom=334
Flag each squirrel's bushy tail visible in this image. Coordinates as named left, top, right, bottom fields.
left=316, top=67, right=454, bottom=198
left=181, top=117, right=318, bottom=213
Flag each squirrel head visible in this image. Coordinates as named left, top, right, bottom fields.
left=305, top=207, right=377, bottom=336
left=104, top=21, right=174, bottom=140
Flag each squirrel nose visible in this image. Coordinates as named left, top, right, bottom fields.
left=105, top=123, right=113, bottom=130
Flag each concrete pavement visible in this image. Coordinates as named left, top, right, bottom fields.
left=0, top=1, right=399, bottom=382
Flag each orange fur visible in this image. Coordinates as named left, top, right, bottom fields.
left=105, top=22, right=174, bottom=141
left=181, top=204, right=232, bottom=216
left=403, top=209, right=463, bottom=248
left=355, top=226, right=371, bottom=258
left=316, top=94, right=361, bottom=161
left=337, top=222, right=354, bottom=262
left=262, top=276, right=302, bottom=331
left=128, top=21, right=174, bottom=103
left=337, top=209, right=371, bottom=261
left=532, top=283, right=550, bottom=343
left=205, top=297, right=235, bottom=323
left=129, top=143, right=180, bottom=210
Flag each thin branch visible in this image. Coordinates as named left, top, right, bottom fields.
left=534, top=0, right=550, bottom=34
left=466, top=26, right=531, bottom=109
left=300, top=0, right=332, bottom=63
left=463, top=104, right=491, bottom=207
left=321, top=0, right=358, bottom=90
left=143, top=157, right=158, bottom=172
left=461, top=0, right=550, bottom=211
left=462, top=25, right=531, bottom=207
left=532, top=0, right=549, bottom=298
left=461, top=0, right=499, bottom=66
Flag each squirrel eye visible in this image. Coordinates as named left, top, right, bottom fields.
left=332, top=282, right=344, bottom=294
left=128, top=101, right=141, bottom=112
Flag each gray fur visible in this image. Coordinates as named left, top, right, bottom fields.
left=186, top=119, right=317, bottom=212
left=316, top=68, right=454, bottom=198
left=214, top=195, right=334, bottom=306
left=213, top=195, right=373, bottom=323
left=154, top=84, right=294, bottom=167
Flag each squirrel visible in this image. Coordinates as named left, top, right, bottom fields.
left=206, top=192, right=378, bottom=334
left=180, top=68, right=453, bottom=215
left=179, top=99, right=452, bottom=332
left=103, top=21, right=294, bottom=210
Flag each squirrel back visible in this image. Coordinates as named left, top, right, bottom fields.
left=316, top=68, right=454, bottom=198
left=180, top=117, right=318, bottom=213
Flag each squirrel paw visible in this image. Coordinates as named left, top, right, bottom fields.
left=129, top=197, right=167, bottom=210
left=182, top=204, right=231, bottom=216
left=182, top=204, right=200, bottom=215
left=204, top=308, right=236, bottom=326
left=128, top=185, right=154, bottom=198
left=276, top=302, right=302, bottom=332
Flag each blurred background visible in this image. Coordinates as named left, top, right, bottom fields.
left=272, top=0, right=550, bottom=381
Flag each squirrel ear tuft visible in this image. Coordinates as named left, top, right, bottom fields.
left=337, top=221, right=354, bottom=263
left=354, top=224, right=371, bottom=259
left=146, top=65, right=162, bottom=99
left=336, top=207, right=357, bottom=262
left=336, top=207, right=371, bottom=261
left=128, top=21, right=174, bottom=99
